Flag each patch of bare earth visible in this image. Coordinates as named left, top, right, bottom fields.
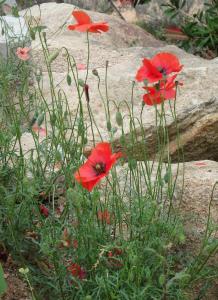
left=1, top=256, right=30, bottom=300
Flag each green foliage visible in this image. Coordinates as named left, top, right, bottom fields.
left=0, top=263, right=7, bottom=296
left=162, top=0, right=218, bottom=55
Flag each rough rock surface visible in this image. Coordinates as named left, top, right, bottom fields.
left=19, top=3, right=218, bottom=162
left=63, top=0, right=111, bottom=13
left=117, top=159, right=218, bottom=231
left=137, top=0, right=205, bottom=23
left=119, top=0, right=207, bottom=24
left=20, top=2, right=163, bottom=49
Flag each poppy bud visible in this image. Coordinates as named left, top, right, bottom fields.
left=29, top=111, right=39, bottom=127
left=164, top=169, right=170, bottom=183
left=116, top=111, right=123, bottom=126
left=107, top=121, right=112, bottom=132
left=40, top=204, right=49, bottom=217
left=35, top=69, right=42, bottom=83
left=48, top=50, right=60, bottom=64
left=30, top=28, right=35, bottom=40
left=67, top=74, right=72, bottom=86
left=92, top=69, right=99, bottom=77
left=84, top=84, right=90, bottom=103
left=37, top=113, right=45, bottom=126
left=78, top=79, right=85, bottom=87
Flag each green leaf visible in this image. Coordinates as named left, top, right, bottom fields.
left=0, top=263, right=7, bottom=296
left=11, top=6, right=19, bottom=17
left=159, top=274, right=165, bottom=286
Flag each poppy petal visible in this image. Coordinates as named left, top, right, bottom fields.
left=88, top=23, right=109, bottom=33
left=74, top=143, right=122, bottom=191
left=143, top=92, right=162, bottom=106
left=151, top=52, right=183, bottom=75
left=74, top=161, right=96, bottom=181
left=80, top=177, right=102, bottom=191
left=72, top=11, right=92, bottom=25
left=136, top=58, right=162, bottom=83
left=69, top=24, right=92, bottom=32
left=68, top=24, right=77, bottom=31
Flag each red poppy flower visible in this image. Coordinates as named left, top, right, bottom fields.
left=32, top=124, right=47, bottom=137
left=142, top=75, right=180, bottom=106
left=39, top=204, right=49, bottom=217
left=73, top=239, right=79, bottom=250
left=68, top=11, right=109, bottom=33
left=136, top=52, right=183, bottom=83
left=77, top=63, right=86, bottom=70
left=16, top=47, right=31, bottom=61
left=107, top=248, right=123, bottom=257
left=107, top=248, right=123, bottom=269
left=74, top=142, right=122, bottom=191
left=68, top=263, right=86, bottom=280
left=97, top=209, right=111, bottom=225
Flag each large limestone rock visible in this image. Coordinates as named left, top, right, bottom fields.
left=20, top=3, right=218, bottom=162
left=64, top=0, right=111, bottom=13
left=20, top=2, right=163, bottom=49
left=117, top=160, right=218, bottom=231
left=0, top=15, right=29, bottom=58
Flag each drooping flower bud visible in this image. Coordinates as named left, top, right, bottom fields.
left=48, top=50, right=60, bottom=64
left=84, top=84, right=90, bottom=103
left=67, top=74, right=72, bottom=86
left=92, top=69, right=99, bottom=77
left=78, top=79, right=85, bottom=87
left=116, top=111, right=123, bottom=126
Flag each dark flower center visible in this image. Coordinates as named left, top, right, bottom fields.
left=94, top=162, right=106, bottom=175
left=158, top=67, right=167, bottom=76
left=154, top=82, right=161, bottom=91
